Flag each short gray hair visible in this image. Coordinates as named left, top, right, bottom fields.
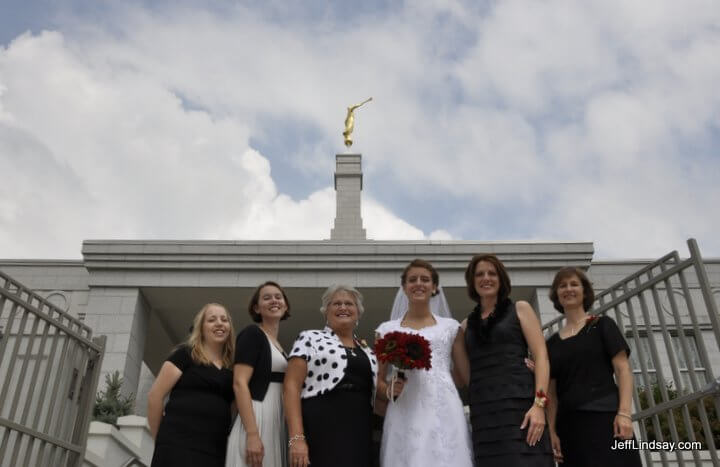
left=320, top=284, right=365, bottom=318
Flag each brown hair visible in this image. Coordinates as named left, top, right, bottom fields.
left=401, top=259, right=439, bottom=295
left=187, top=303, right=235, bottom=369
left=248, top=281, right=291, bottom=323
left=549, top=267, right=595, bottom=313
left=464, top=254, right=511, bottom=304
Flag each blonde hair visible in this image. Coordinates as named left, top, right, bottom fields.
left=187, top=303, right=235, bottom=369
left=319, top=284, right=365, bottom=317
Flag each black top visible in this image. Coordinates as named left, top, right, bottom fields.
left=547, top=316, right=630, bottom=413
left=337, top=347, right=372, bottom=393
left=234, top=324, right=286, bottom=401
left=155, top=345, right=234, bottom=456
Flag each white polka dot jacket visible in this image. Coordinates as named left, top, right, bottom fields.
left=288, top=326, right=378, bottom=403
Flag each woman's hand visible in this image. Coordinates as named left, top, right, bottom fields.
left=550, top=431, right=563, bottom=463
left=245, top=432, right=264, bottom=466
left=290, top=438, right=310, bottom=467
left=520, top=404, right=546, bottom=446
left=387, top=377, right=405, bottom=400
left=614, top=413, right=634, bottom=440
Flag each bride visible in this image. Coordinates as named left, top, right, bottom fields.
left=375, top=259, right=473, bottom=467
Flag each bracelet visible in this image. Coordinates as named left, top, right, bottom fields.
left=617, top=412, right=633, bottom=420
left=534, top=389, right=548, bottom=408
left=385, top=385, right=392, bottom=401
left=288, top=434, right=305, bottom=448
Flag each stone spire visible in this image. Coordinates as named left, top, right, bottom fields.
left=330, top=153, right=366, bottom=240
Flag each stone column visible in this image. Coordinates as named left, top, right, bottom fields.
left=532, top=286, right=560, bottom=328
left=330, top=153, right=366, bottom=240
left=84, top=287, right=149, bottom=397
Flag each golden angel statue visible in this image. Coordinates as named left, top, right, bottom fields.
left=343, top=97, right=372, bottom=148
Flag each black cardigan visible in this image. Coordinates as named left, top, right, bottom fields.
left=234, top=324, right=284, bottom=401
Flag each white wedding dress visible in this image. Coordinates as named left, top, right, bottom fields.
left=376, top=315, right=473, bottom=467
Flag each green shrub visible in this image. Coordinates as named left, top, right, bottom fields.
left=93, top=371, right=135, bottom=426
left=636, top=381, right=719, bottom=449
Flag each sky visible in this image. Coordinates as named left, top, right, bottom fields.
left=1, top=0, right=719, bottom=259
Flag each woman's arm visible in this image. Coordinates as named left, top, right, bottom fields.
left=516, top=300, right=550, bottom=446
left=233, top=363, right=264, bottom=466
left=547, top=379, right=563, bottom=463
left=612, top=350, right=635, bottom=439
left=147, top=361, right=182, bottom=440
left=284, top=357, right=310, bottom=467
left=451, top=322, right=470, bottom=388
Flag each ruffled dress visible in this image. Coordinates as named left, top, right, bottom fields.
left=465, top=300, right=553, bottom=466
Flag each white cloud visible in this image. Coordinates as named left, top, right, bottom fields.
left=0, top=29, right=444, bottom=257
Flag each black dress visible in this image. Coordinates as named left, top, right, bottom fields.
left=465, top=300, right=554, bottom=467
left=547, top=315, right=642, bottom=467
left=151, top=345, right=234, bottom=467
left=301, top=346, right=373, bottom=467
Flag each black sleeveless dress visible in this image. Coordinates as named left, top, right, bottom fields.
left=465, top=300, right=553, bottom=467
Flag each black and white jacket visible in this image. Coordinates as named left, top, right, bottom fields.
left=288, top=326, right=377, bottom=402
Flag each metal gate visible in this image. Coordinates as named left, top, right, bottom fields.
left=0, top=270, right=105, bottom=467
left=543, top=239, right=720, bottom=466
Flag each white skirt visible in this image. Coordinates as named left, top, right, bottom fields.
left=226, top=382, right=287, bottom=467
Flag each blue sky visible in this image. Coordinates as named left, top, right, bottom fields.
left=1, top=0, right=719, bottom=259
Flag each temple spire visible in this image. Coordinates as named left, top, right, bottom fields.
left=330, top=153, right=366, bottom=240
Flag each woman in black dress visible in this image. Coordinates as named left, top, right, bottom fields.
left=284, top=284, right=378, bottom=467
left=462, top=254, right=554, bottom=466
left=546, top=267, right=641, bottom=466
left=148, top=303, right=235, bottom=467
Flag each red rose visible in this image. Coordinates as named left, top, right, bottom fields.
left=374, top=331, right=432, bottom=371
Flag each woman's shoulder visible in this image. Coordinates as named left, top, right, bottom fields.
left=597, top=314, right=617, bottom=326
left=303, top=328, right=331, bottom=338
left=171, top=343, right=191, bottom=356
left=237, top=323, right=262, bottom=339
left=167, top=343, right=193, bottom=369
left=293, top=328, right=331, bottom=344
left=375, top=318, right=401, bottom=335
left=436, top=315, right=459, bottom=325
left=435, top=315, right=461, bottom=331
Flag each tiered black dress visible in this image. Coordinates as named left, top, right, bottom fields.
left=465, top=300, right=554, bottom=467
left=151, top=345, right=234, bottom=467
left=301, top=347, right=373, bottom=467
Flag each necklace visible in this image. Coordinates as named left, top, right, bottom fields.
left=345, top=346, right=357, bottom=357
left=567, top=316, right=588, bottom=335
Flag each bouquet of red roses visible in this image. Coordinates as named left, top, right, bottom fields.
left=374, top=331, right=432, bottom=371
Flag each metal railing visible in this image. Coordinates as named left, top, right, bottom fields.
left=0, top=270, right=105, bottom=467
left=543, top=239, right=720, bottom=466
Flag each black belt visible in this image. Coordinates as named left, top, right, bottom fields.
left=270, top=371, right=285, bottom=383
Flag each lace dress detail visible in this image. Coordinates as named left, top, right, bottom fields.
left=377, top=316, right=473, bottom=467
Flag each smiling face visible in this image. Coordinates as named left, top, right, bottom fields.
left=403, top=266, right=437, bottom=304
left=201, top=304, right=231, bottom=345
left=556, top=274, right=585, bottom=311
left=254, top=284, right=288, bottom=324
left=474, top=260, right=500, bottom=299
left=325, top=290, right=359, bottom=331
